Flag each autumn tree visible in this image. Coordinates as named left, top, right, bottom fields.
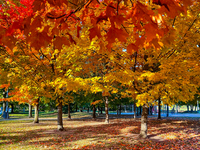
left=0, top=0, right=198, bottom=137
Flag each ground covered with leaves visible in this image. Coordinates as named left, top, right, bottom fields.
left=0, top=117, right=199, bottom=150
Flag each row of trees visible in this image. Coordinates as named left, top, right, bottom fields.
left=0, top=0, right=200, bottom=138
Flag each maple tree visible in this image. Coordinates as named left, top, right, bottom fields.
left=0, top=0, right=199, bottom=138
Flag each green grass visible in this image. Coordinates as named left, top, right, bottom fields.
left=0, top=111, right=94, bottom=120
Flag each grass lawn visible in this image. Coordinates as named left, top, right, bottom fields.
left=0, top=111, right=93, bottom=120
left=0, top=116, right=199, bottom=150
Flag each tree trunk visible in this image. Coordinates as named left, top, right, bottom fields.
left=176, top=104, right=179, bottom=113
left=194, top=106, right=196, bottom=111
left=68, top=102, right=71, bottom=119
left=119, top=104, right=121, bottom=115
left=92, top=104, right=96, bottom=119
left=2, top=88, right=9, bottom=119
left=139, top=106, right=142, bottom=115
left=2, top=101, right=9, bottom=119
left=150, top=106, right=153, bottom=115
left=33, top=102, right=39, bottom=123
left=75, top=104, right=78, bottom=112
left=97, top=106, right=100, bottom=116
left=134, top=100, right=136, bottom=119
left=190, top=105, right=193, bottom=112
left=10, top=103, right=14, bottom=113
left=87, top=107, right=89, bottom=113
left=104, top=96, right=109, bottom=123
left=137, top=106, right=139, bottom=116
left=158, top=98, right=161, bottom=119
left=2, top=101, right=6, bottom=112
left=100, top=107, right=103, bottom=114
left=166, top=104, right=169, bottom=117
left=29, top=104, right=32, bottom=118
left=139, top=104, right=148, bottom=138
left=57, top=100, right=64, bottom=131
left=187, top=104, right=189, bottom=112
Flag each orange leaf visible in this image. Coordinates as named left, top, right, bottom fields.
left=106, top=27, right=128, bottom=50
left=89, top=26, right=101, bottom=40
left=127, top=44, right=138, bottom=54
left=53, top=36, right=70, bottom=50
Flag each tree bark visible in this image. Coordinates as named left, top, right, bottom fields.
left=187, top=104, right=189, bottom=112
left=190, top=105, right=193, bottom=112
left=29, top=104, right=32, bottom=118
left=33, top=101, right=39, bottom=123
left=139, top=104, right=148, bottom=138
left=176, top=104, right=179, bottom=113
left=139, top=106, right=142, bottom=115
left=2, top=101, right=6, bottom=112
left=2, top=101, right=9, bottom=119
left=57, top=100, right=64, bottom=131
left=97, top=106, right=100, bottom=116
left=158, top=98, right=161, bottom=119
left=150, top=106, right=153, bottom=115
left=166, top=104, right=169, bottom=117
left=100, top=107, right=103, bottom=114
left=75, top=104, right=78, bottom=112
left=92, top=104, right=96, bottom=119
left=133, top=100, right=136, bottom=119
left=119, top=104, right=121, bottom=115
left=2, top=88, right=9, bottom=119
left=104, top=96, right=109, bottom=123
left=10, top=103, right=14, bottom=113
left=68, top=102, right=71, bottom=119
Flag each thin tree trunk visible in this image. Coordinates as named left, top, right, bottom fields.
left=92, top=104, right=96, bottom=119
left=139, top=106, right=142, bottom=115
left=176, top=104, right=179, bottom=113
left=137, top=106, right=139, bottom=116
left=2, top=88, right=9, bottom=119
left=33, top=100, right=39, bottom=123
left=29, top=104, right=32, bottom=118
left=194, top=106, right=196, bottom=111
left=57, top=100, right=64, bottom=131
left=134, top=100, right=136, bottom=119
left=190, top=105, right=193, bottom=112
left=11, top=103, right=14, bottom=113
left=104, top=96, right=109, bottom=123
left=150, top=106, right=153, bottom=115
left=75, top=104, right=78, bottom=112
left=87, top=107, right=89, bottom=113
left=139, top=104, right=148, bottom=138
left=68, top=102, right=71, bottom=119
left=166, top=104, right=169, bottom=117
left=187, top=104, right=189, bottom=112
left=2, top=101, right=6, bottom=112
left=158, top=98, right=161, bottom=119
left=100, top=107, right=103, bottom=114
left=2, top=101, right=9, bottom=119
left=97, top=106, right=100, bottom=116
left=119, top=104, right=121, bottom=115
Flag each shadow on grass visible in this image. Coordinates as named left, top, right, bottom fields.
left=0, top=118, right=199, bottom=149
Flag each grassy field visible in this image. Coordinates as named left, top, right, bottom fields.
left=0, top=111, right=93, bottom=120
left=0, top=112, right=199, bottom=150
